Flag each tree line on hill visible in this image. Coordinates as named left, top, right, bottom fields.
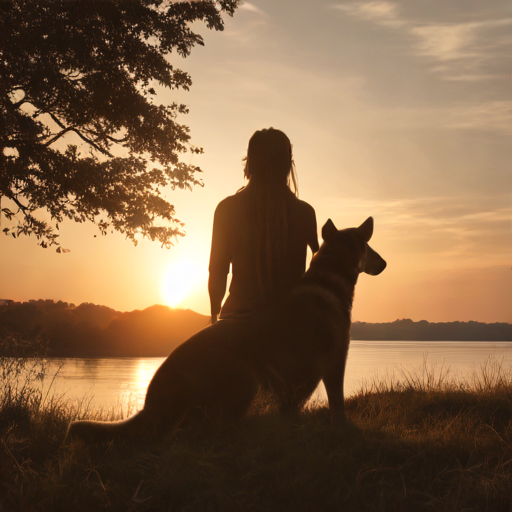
left=0, top=299, right=209, bottom=357
left=0, top=300, right=510, bottom=358
left=351, top=319, right=512, bottom=342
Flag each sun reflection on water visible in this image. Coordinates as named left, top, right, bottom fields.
left=116, top=358, right=163, bottom=411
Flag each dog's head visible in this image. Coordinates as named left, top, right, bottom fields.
left=319, top=217, right=386, bottom=277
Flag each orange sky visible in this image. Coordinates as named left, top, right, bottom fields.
left=1, top=1, right=511, bottom=323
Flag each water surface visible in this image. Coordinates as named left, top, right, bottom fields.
left=40, top=341, right=512, bottom=412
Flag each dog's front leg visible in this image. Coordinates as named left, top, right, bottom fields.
left=323, top=364, right=347, bottom=426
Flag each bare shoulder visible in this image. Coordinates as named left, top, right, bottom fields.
left=215, top=193, right=242, bottom=217
left=289, top=195, right=316, bottom=220
left=299, top=198, right=316, bottom=218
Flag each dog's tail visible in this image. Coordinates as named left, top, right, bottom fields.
left=66, top=408, right=161, bottom=444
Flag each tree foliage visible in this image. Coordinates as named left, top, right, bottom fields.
left=0, top=0, right=238, bottom=249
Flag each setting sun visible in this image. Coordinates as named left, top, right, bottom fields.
left=160, top=259, right=203, bottom=309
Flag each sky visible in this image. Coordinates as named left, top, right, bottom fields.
left=1, top=0, right=511, bottom=323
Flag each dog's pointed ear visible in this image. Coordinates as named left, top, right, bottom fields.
left=322, top=219, right=338, bottom=242
left=357, top=217, right=374, bottom=242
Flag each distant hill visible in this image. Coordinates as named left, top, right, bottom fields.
left=0, top=300, right=510, bottom=357
left=102, top=306, right=210, bottom=356
left=0, top=299, right=209, bottom=357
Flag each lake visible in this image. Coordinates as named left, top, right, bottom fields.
left=37, top=341, right=512, bottom=413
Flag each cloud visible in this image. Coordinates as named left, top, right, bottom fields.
left=373, top=100, right=512, bottom=133
left=411, top=18, right=512, bottom=62
left=442, top=101, right=512, bottom=132
left=239, top=2, right=268, bottom=17
left=331, top=1, right=404, bottom=27
left=323, top=196, right=512, bottom=266
left=440, top=73, right=502, bottom=82
left=331, top=2, right=512, bottom=82
left=410, top=23, right=476, bottom=61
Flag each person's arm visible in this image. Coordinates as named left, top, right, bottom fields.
left=306, top=204, right=320, bottom=254
left=208, top=273, right=228, bottom=324
left=208, top=202, right=231, bottom=324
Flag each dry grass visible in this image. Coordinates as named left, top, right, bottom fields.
left=1, top=352, right=512, bottom=511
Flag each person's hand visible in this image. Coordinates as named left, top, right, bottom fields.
left=211, top=314, right=218, bottom=325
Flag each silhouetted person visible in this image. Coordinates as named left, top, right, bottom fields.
left=209, top=128, right=319, bottom=323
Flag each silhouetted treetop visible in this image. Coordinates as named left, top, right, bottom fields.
left=1, top=0, right=238, bottom=249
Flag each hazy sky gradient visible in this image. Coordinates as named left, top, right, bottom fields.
left=2, top=0, right=511, bottom=322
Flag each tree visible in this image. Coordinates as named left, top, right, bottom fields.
left=0, top=0, right=238, bottom=250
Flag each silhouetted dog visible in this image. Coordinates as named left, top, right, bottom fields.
left=68, top=217, right=386, bottom=442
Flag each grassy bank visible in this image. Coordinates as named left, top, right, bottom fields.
left=1, top=361, right=512, bottom=511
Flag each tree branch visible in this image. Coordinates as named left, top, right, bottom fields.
left=44, top=127, right=76, bottom=147
left=9, top=195, right=29, bottom=213
left=104, top=134, right=129, bottom=143
left=49, top=113, right=113, bottom=157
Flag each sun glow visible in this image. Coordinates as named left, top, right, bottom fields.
left=160, top=259, right=203, bottom=309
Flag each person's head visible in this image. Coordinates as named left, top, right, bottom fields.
left=243, top=128, right=298, bottom=194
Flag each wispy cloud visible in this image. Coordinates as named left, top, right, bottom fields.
left=331, top=1, right=404, bottom=27
left=410, top=24, right=477, bottom=61
left=331, top=2, right=512, bottom=81
left=380, top=100, right=512, bottom=133
left=239, top=2, right=268, bottom=17
left=412, top=18, right=512, bottom=62
left=222, top=3, right=270, bottom=46
left=323, top=196, right=512, bottom=266
left=443, top=101, right=512, bottom=131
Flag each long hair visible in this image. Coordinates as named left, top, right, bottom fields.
left=239, top=128, right=299, bottom=298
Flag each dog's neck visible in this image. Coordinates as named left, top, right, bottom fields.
left=302, top=258, right=358, bottom=311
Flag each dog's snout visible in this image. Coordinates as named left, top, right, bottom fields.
left=364, top=244, right=386, bottom=276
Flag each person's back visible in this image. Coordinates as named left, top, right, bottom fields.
left=209, top=128, right=319, bottom=322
